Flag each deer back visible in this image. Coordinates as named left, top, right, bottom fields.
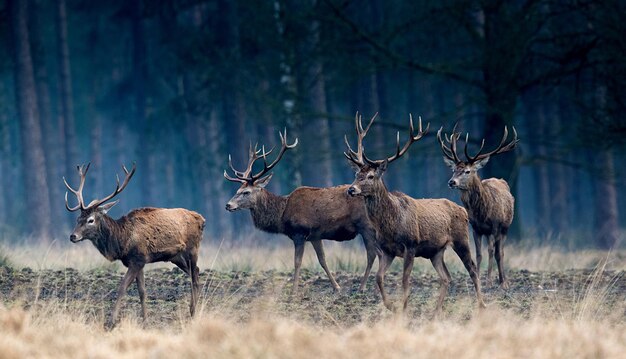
left=282, top=185, right=368, bottom=241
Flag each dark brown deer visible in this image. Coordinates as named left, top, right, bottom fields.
left=438, top=126, right=518, bottom=289
left=224, top=129, right=377, bottom=293
left=345, top=114, right=485, bottom=314
left=64, top=163, right=205, bottom=327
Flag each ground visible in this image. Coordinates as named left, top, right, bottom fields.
left=1, top=265, right=623, bottom=328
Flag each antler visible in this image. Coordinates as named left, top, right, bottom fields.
left=64, top=162, right=136, bottom=212
left=64, top=163, right=91, bottom=212
left=438, top=125, right=519, bottom=164
left=224, top=128, right=298, bottom=184
left=344, top=112, right=377, bottom=166
left=383, top=114, right=429, bottom=164
left=437, top=123, right=462, bottom=164
left=464, top=126, right=518, bottom=163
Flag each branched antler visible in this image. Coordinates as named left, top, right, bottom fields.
left=438, top=125, right=519, bottom=164
left=64, top=162, right=136, bottom=212
left=224, top=128, right=298, bottom=184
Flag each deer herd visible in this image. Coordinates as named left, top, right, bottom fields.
left=64, top=113, right=518, bottom=327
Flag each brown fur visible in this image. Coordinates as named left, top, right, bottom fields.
left=349, top=165, right=485, bottom=314
left=460, top=174, right=514, bottom=288
left=227, top=183, right=377, bottom=293
left=71, top=206, right=205, bottom=327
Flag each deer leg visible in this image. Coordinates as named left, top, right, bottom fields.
left=135, top=268, right=147, bottom=321
left=376, top=251, right=395, bottom=311
left=452, top=239, right=486, bottom=309
left=311, top=239, right=341, bottom=291
left=472, top=229, right=482, bottom=276
left=430, top=250, right=451, bottom=317
left=486, top=235, right=496, bottom=287
left=188, top=254, right=201, bottom=317
left=109, top=265, right=141, bottom=328
left=495, top=233, right=509, bottom=290
left=358, top=232, right=377, bottom=292
left=292, top=238, right=306, bottom=295
left=401, top=248, right=415, bottom=311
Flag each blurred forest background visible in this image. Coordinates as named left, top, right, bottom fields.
left=0, top=0, right=624, bottom=248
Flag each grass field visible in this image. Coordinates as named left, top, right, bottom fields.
left=0, top=237, right=624, bottom=358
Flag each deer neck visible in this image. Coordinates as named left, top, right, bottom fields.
left=460, top=174, right=487, bottom=217
left=90, top=215, right=127, bottom=261
left=363, top=182, right=400, bottom=231
left=249, top=189, right=287, bottom=234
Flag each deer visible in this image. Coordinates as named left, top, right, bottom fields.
left=437, top=125, right=519, bottom=289
left=224, top=129, right=378, bottom=294
left=345, top=114, right=485, bottom=315
left=64, top=163, right=205, bottom=328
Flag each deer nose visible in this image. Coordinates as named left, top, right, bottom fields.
left=225, top=203, right=236, bottom=212
left=347, top=187, right=357, bottom=196
left=69, top=234, right=77, bottom=242
left=448, top=179, right=457, bottom=188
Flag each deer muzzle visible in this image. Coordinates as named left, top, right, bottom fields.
left=347, top=186, right=361, bottom=197
left=225, top=202, right=238, bottom=212
left=448, top=179, right=459, bottom=189
left=69, top=233, right=84, bottom=243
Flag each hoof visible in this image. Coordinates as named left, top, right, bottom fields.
left=500, top=281, right=510, bottom=290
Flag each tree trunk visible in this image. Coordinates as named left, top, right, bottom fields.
left=56, top=0, right=78, bottom=178
left=529, top=102, right=552, bottom=238
left=593, top=150, right=620, bottom=249
left=11, top=0, right=52, bottom=239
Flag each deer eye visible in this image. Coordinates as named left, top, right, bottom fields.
left=367, top=174, right=375, bottom=180
left=464, top=170, right=471, bottom=174
left=87, top=217, right=95, bottom=225
left=242, top=191, right=251, bottom=196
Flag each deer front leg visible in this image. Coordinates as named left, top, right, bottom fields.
left=401, top=248, right=416, bottom=311
left=109, top=265, right=141, bottom=329
left=135, top=268, right=147, bottom=321
left=376, top=251, right=395, bottom=311
left=472, top=228, right=482, bottom=276
left=358, top=231, right=377, bottom=292
left=292, top=238, right=306, bottom=295
left=430, top=250, right=451, bottom=318
left=311, top=239, right=341, bottom=291
left=494, top=234, right=509, bottom=289
left=188, top=253, right=201, bottom=316
left=486, top=235, right=496, bottom=287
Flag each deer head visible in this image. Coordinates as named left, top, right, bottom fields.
left=64, top=163, right=136, bottom=242
left=437, top=125, right=518, bottom=190
left=224, top=129, right=298, bottom=211
left=345, top=113, right=429, bottom=197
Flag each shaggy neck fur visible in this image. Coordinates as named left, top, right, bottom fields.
left=249, top=189, right=288, bottom=234
left=460, top=174, right=489, bottom=221
left=90, top=215, right=128, bottom=261
left=363, top=181, right=400, bottom=236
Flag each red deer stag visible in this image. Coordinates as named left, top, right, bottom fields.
left=64, top=163, right=205, bottom=327
left=438, top=126, right=518, bottom=289
left=345, top=114, right=485, bottom=314
left=224, top=129, right=377, bottom=293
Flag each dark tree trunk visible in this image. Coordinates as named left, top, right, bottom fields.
left=11, top=0, right=52, bottom=239
left=56, top=0, right=77, bottom=178
left=593, top=150, right=620, bottom=249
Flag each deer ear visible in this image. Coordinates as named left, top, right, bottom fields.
left=255, top=173, right=273, bottom=188
left=443, top=157, right=456, bottom=168
left=376, top=159, right=388, bottom=175
left=474, top=156, right=490, bottom=170
left=98, top=200, right=119, bottom=214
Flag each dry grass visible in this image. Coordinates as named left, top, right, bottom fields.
left=1, top=238, right=624, bottom=358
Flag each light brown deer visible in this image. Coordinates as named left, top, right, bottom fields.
left=345, top=114, right=485, bottom=314
left=64, top=163, right=205, bottom=328
left=437, top=126, right=518, bottom=289
left=224, top=129, right=377, bottom=293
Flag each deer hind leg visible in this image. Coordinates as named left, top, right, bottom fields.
left=187, top=252, right=201, bottom=317
left=311, top=239, right=341, bottom=291
left=486, top=235, right=496, bottom=287
left=495, top=232, right=509, bottom=289
left=358, top=232, right=377, bottom=292
left=452, top=239, right=486, bottom=309
left=109, top=265, right=142, bottom=329
left=430, top=250, right=451, bottom=317
left=472, top=229, right=482, bottom=277
left=136, top=268, right=147, bottom=321
left=401, top=248, right=416, bottom=311
left=376, top=251, right=395, bottom=311
left=292, top=237, right=306, bottom=295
